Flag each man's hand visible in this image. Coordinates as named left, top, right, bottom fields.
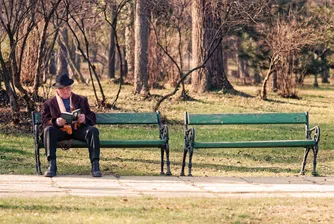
left=78, top=114, right=86, bottom=124
left=56, top=117, right=66, bottom=126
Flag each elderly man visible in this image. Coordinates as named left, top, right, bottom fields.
left=42, top=73, right=102, bottom=177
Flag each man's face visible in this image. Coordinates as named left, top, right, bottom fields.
left=56, top=86, right=72, bottom=99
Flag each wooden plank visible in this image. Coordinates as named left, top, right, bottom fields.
left=188, top=113, right=307, bottom=125
left=193, top=140, right=316, bottom=148
left=33, top=112, right=159, bottom=125
left=38, top=139, right=165, bottom=148
left=96, top=113, right=158, bottom=124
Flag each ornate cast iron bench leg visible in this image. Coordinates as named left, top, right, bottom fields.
left=160, top=147, right=165, bottom=175
left=165, top=143, right=172, bottom=175
left=180, top=146, right=188, bottom=176
left=160, top=125, right=171, bottom=176
left=187, top=128, right=195, bottom=176
left=312, top=144, right=319, bottom=176
left=188, top=145, right=194, bottom=176
left=300, top=146, right=311, bottom=175
left=35, top=144, right=42, bottom=175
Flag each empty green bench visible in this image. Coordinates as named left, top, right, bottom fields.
left=32, top=111, right=171, bottom=176
left=181, top=112, right=320, bottom=176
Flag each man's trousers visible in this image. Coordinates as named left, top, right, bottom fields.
left=43, top=125, right=100, bottom=162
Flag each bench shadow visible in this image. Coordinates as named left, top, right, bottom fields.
left=264, top=98, right=329, bottom=108
left=0, top=147, right=33, bottom=156
left=103, top=157, right=161, bottom=165
left=198, top=150, right=308, bottom=165
left=188, top=162, right=300, bottom=174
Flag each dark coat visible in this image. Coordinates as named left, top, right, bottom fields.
left=41, top=92, right=96, bottom=129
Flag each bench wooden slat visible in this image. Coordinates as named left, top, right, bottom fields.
left=38, top=140, right=166, bottom=148
left=194, top=140, right=316, bottom=148
left=187, top=113, right=307, bottom=125
left=96, top=113, right=159, bottom=124
left=33, top=112, right=160, bottom=125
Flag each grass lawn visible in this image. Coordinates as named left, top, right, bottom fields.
left=1, top=197, right=334, bottom=224
left=0, top=79, right=334, bottom=223
left=1, top=79, right=333, bottom=177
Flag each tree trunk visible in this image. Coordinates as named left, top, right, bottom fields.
left=191, top=0, right=234, bottom=93
left=125, top=1, right=135, bottom=78
left=321, top=67, right=330, bottom=83
left=58, top=31, right=86, bottom=84
left=133, top=0, right=149, bottom=95
left=314, top=74, right=319, bottom=88
left=0, top=52, right=20, bottom=123
left=9, top=36, right=35, bottom=111
left=191, top=1, right=206, bottom=93
left=108, top=2, right=116, bottom=79
left=57, top=28, right=69, bottom=76
left=272, top=71, right=278, bottom=92
left=261, top=56, right=277, bottom=100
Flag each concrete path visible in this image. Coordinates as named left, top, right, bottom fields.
left=1, top=175, right=334, bottom=198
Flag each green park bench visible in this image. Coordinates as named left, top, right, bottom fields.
left=181, top=112, right=320, bottom=177
left=32, top=111, right=171, bottom=176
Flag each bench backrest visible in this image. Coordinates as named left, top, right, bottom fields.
left=185, top=112, right=309, bottom=126
left=32, top=112, right=162, bottom=126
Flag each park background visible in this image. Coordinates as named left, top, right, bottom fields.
left=1, top=0, right=334, bottom=223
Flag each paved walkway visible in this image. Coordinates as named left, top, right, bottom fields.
left=1, top=175, right=334, bottom=198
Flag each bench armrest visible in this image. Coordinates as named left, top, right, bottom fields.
left=160, top=124, right=169, bottom=142
left=308, top=126, right=320, bottom=143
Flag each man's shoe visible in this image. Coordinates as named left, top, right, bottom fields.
left=92, top=160, right=102, bottom=177
left=44, top=159, right=57, bottom=177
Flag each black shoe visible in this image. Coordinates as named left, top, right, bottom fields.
left=44, top=159, right=57, bottom=177
left=92, top=160, right=102, bottom=177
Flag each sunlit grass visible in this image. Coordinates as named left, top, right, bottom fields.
left=0, top=197, right=334, bottom=224
left=1, top=78, right=334, bottom=176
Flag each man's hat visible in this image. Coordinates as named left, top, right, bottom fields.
left=52, top=73, right=74, bottom=88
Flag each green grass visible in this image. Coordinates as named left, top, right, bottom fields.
left=1, top=80, right=334, bottom=176
left=1, top=78, right=334, bottom=223
left=0, top=197, right=334, bottom=224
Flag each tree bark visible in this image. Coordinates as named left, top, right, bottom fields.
left=58, top=30, right=87, bottom=84
left=57, top=28, right=69, bottom=76
left=191, top=1, right=205, bottom=93
left=191, top=0, right=234, bottom=93
left=0, top=52, right=20, bottom=123
left=134, top=0, right=150, bottom=95
left=125, top=1, right=135, bottom=78
left=108, top=2, right=117, bottom=79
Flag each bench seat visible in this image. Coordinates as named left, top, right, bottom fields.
left=38, top=139, right=166, bottom=148
left=194, top=140, right=316, bottom=148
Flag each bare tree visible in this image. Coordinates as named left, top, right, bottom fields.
left=65, top=0, right=106, bottom=106
left=0, top=0, right=37, bottom=118
left=150, top=0, right=191, bottom=98
left=32, top=0, right=62, bottom=96
left=101, top=0, right=131, bottom=107
left=57, top=28, right=87, bottom=83
left=259, top=14, right=319, bottom=99
left=154, top=0, right=269, bottom=111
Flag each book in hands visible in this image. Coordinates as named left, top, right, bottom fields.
left=61, top=109, right=81, bottom=124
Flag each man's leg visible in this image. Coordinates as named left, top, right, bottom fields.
left=73, top=125, right=102, bottom=177
left=43, top=126, right=68, bottom=177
